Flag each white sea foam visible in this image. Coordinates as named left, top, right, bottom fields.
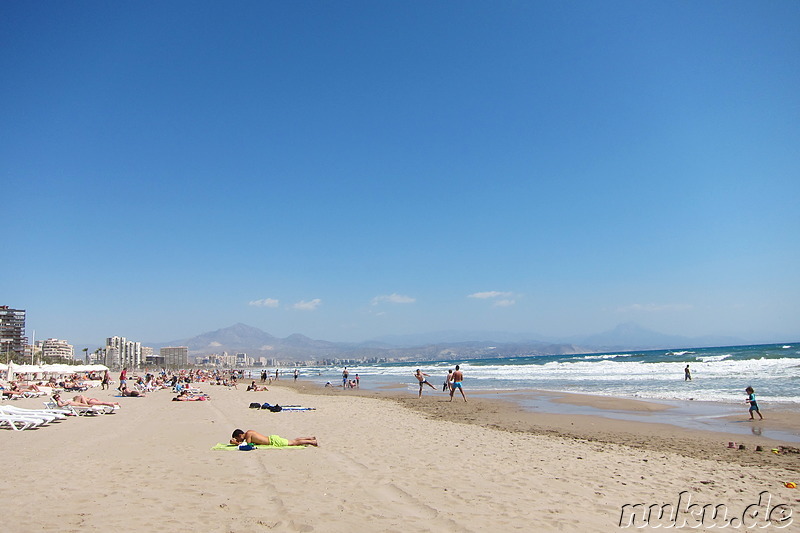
left=301, top=349, right=800, bottom=405
left=696, top=354, right=731, bottom=362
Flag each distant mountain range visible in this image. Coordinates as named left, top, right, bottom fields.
left=565, top=322, right=746, bottom=351
left=147, top=322, right=749, bottom=362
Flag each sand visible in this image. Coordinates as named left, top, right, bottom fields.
left=2, top=380, right=798, bottom=532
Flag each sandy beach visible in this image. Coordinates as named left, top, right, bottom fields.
left=3, top=380, right=798, bottom=532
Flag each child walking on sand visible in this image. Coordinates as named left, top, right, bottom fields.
left=745, top=386, right=763, bottom=420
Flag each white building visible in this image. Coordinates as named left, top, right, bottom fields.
left=40, top=338, right=74, bottom=359
left=106, top=336, right=142, bottom=369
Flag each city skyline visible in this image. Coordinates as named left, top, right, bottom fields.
left=4, top=2, right=799, bottom=346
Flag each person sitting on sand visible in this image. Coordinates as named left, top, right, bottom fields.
left=230, top=429, right=318, bottom=447
left=246, top=381, right=268, bottom=392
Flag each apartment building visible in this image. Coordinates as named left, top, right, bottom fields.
left=40, top=338, right=74, bottom=359
left=160, top=346, right=188, bottom=368
left=0, top=306, right=27, bottom=357
left=106, top=336, right=142, bottom=369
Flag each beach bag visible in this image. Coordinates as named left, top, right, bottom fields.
left=261, top=402, right=272, bottom=410
left=269, top=404, right=282, bottom=412
left=249, top=402, right=261, bottom=409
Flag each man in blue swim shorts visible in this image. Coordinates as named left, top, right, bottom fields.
left=449, top=365, right=467, bottom=402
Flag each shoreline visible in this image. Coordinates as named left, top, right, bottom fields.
left=280, top=378, right=800, bottom=473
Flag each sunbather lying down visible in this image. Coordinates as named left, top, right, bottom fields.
left=53, top=393, right=120, bottom=408
left=9, top=381, right=46, bottom=393
left=230, top=429, right=318, bottom=447
left=173, top=390, right=208, bottom=401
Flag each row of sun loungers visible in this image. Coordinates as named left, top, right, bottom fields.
left=0, top=405, right=70, bottom=431
left=0, top=400, right=118, bottom=430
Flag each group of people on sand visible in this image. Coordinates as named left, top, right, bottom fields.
left=414, top=365, right=466, bottom=402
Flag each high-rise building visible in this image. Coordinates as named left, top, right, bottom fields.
left=40, top=338, right=74, bottom=360
left=0, top=306, right=27, bottom=357
left=160, top=346, right=188, bottom=368
left=105, top=336, right=142, bottom=369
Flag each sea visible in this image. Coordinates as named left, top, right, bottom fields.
left=276, top=342, right=800, bottom=441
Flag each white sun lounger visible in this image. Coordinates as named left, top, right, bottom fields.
left=0, top=415, right=37, bottom=430
left=43, top=400, right=105, bottom=416
left=0, top=411, right=49, bottom=428
left=0, top=406, right=67, bottom=423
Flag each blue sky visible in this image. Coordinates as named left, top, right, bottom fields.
left=3, top=1, right=799, bottom=346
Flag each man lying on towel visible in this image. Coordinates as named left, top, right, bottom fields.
left=230, top=429, right=318, bottom=447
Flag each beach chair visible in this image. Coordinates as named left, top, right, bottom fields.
left=0, top=408, right=50, bottom=428
left=0, top=406, right=67, bottom=423
left=0, top=414, right=38, bottom=431
left=43, top=399, right=103, bottom=416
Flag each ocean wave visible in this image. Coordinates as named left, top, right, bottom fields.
left=696, top=354, right=731, bottom=362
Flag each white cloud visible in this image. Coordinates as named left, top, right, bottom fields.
left=371, top=293, right=416, bottom=305
left=293, top=298, right=322, bottom=311
left=618, top=303, right=693, bottom=313
left=493, top=299, right=516, bottom=307
left=249, top=298, right=279, bottom=308
left=468, top=291, right=513, bottom=299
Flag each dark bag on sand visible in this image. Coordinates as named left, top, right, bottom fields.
left=269, top=404, right=282, bottom=412
left=261, top=402, right=272, bottom=410
left=249, top=402, right=261, bottom=409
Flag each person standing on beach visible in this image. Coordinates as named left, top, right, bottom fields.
left=119, top=367, right=128, bottom=391
left=414, top=369, right=436, bottom=397
left=746, top=386, right=763, bottom=420
left=294, top=369, right=299, bottom=382
left=101, top=370, right=110, bottom=390
left=443, top=369, right=453, bottom=392
left=684, top=365, right=692, bottom=381
left=449, top=365, right=466, bottom=402
left=342, top=367, right=349, bottom=388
